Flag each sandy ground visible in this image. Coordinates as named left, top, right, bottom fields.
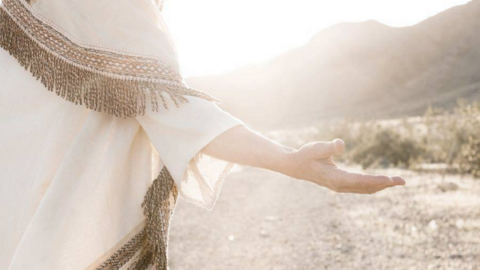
left=168, top=166, right=480, bottom=270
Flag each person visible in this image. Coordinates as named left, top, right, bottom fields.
left=0, top=0, right=405, bottom=269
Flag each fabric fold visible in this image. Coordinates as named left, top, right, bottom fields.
left=0, top=45, right=245, bottom=269
left=137, top=94, right=246, bottom=210
left=87, top=167, right=179, bottom=270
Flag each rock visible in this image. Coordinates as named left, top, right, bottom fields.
left=428, top=220, right=438, bottom=231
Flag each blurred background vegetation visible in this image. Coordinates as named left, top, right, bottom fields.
left=264, top=101, right=480, bottom=178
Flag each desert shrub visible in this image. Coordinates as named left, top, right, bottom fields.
left=265, top=100, right=479, bottom=178
left=459, top=136, right=480, bottom=177
left=350, top=100, right=480, bottom=175
left=350, top=127, right=423, bottom=169
left=421, top=101, right=480, bottom=176
left=454, top=101, right=480, bottom=177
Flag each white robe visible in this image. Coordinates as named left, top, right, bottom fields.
left=0, top=0, right=245, bottom=269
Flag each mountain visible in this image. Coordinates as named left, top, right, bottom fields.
left=186, top=0, right=480, bottom=130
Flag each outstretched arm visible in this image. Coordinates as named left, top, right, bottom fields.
left=201, top=125, right=405, bottom=194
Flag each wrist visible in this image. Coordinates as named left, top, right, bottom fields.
left=272, top=147, right=299, bottom=178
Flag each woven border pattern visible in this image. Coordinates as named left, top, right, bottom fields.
left=2, top=0, right=180, bottom=80
left=0, top=0, right=219, bottom=118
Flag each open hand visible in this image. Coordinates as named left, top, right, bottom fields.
left=289, top=139, right=406, bottom=194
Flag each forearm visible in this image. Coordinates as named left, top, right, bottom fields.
left=201, top=125, right=297, bottom=176
left=201, top=124, right=406, bottom=194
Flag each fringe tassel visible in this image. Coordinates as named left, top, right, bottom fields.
left=0, top=5, right=219, bottom=118
left=94, top=230, right=147, bottom=270
left=94, top=167, right=178, bottom=270
left=136, top=167, right=178, bottom=270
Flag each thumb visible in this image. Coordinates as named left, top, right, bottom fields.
left=303, top=139, right=345, bottom=160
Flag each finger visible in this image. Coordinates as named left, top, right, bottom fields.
left=331, top=169, right=397, bottom=193
left=333, top=139, right=345, bottom=155
left=349, top=174, right=393, bottom=192
left=392, top=176, right=406, bottom=186
left=307, top=139, right=345, bottom=159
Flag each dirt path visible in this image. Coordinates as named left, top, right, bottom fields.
left=168, top=166, right=480, bottom=270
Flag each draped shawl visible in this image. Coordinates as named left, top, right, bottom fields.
left=0, top=0, right=245, bottom=269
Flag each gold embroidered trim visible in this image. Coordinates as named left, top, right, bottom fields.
left=0, top=0, right=219, bottom=118
left=94, top=167, right=178, bottom=270
left=137, top=167, right=178, bottom=270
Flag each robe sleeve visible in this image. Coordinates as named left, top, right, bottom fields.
left=136, top=94, right=246, bottom=210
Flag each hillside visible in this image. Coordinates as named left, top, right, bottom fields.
left=187, top=0, right=480, bottom=129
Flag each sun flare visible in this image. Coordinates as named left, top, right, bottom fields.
left=163, top=0, right=470, bottom=77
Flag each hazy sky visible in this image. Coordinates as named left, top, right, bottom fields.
left=163, top=0, right=471, bottom=77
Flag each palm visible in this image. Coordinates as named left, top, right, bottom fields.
left=291, top=139, right=405, bottom=194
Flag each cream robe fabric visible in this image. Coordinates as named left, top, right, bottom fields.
left=0, top=0, right=245, bottom=269
left=32, top=0, right=181, bottom=70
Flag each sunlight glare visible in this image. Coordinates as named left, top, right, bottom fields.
left=162, top=0, right=471, bottom=77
